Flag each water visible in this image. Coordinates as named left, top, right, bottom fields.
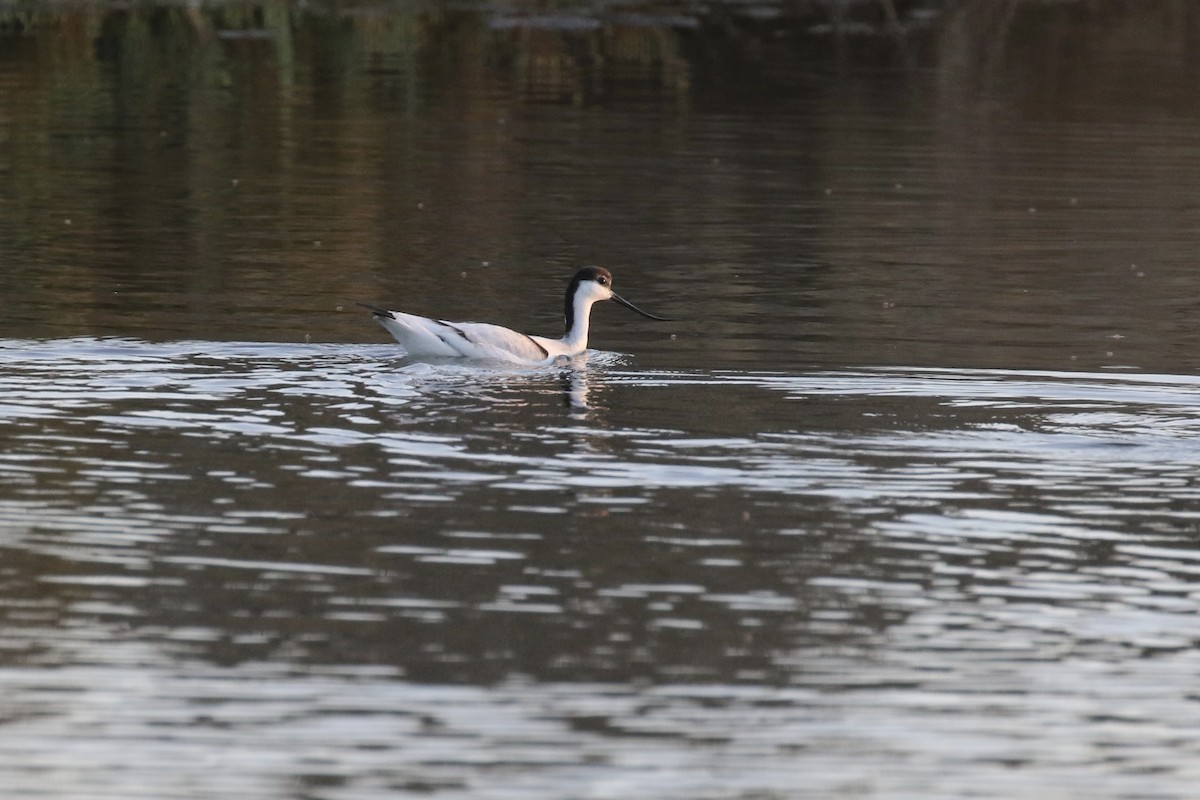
left=4, top=3, right=1200, bottom=798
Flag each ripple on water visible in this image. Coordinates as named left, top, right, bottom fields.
left=4, top=339, right=1200, bottom=797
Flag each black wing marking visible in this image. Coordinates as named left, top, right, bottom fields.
left=436, top=320, right=472, bottom=347
left=525, top=335, right=549, bottom=359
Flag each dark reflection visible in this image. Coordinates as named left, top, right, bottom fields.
left=3, top=1, right=1200, bottom=373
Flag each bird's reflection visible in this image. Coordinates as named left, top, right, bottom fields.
left=556, top=355, right=599, bottom=416
left=372, top=352, right=617, bottom=420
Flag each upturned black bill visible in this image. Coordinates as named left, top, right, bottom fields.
left=612, top=291, right=671, bottom=321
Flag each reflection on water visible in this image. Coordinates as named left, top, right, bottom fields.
left=6, top=1, right=1200, bottom=797
left=5, top=339, right=1200, bottom=796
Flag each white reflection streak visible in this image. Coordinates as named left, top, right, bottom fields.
left=562, top=361, right=593, bottom=414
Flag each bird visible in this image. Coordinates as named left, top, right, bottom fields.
left=361, top=266, right=669, bottom=364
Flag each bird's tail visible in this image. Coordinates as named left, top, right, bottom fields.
left=356, top=302, right=395, bottom=320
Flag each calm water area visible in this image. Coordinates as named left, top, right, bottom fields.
left=4, top=2, right=1200, bottom=797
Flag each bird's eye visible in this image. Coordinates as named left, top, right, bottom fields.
left=597, top=276, right=608, bottom=285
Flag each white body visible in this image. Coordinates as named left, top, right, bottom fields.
left=372, top=275, right=617, bottom=365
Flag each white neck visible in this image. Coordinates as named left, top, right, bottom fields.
left=561, top=292, right=597, bottom=352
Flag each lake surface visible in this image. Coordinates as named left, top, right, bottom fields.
left=4, top=2, right=1200, bottom=798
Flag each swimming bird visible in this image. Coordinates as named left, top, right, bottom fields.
left=362, top=266, right=669, bottom=364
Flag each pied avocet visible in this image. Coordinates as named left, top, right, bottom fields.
left=362, top=266, right=668, bottom=364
